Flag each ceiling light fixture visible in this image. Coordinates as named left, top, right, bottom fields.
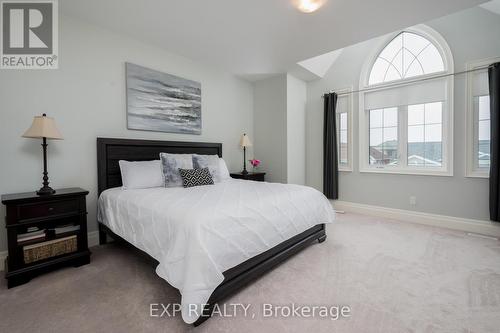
left=294, top=0, right=325, bottom=13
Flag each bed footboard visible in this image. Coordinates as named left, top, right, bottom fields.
left=193, top=223, right=326, bottom=326
left=97, top=222, right=326, bottom=326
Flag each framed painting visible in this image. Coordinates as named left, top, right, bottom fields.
left=126, top=63, right=201, bottom=134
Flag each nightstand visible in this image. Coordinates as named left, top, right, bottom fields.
left=230, top=172, right=266, bottom=182
left=2, top=188, right=91, bottom=288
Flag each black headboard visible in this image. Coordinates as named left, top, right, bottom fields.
left=97, top=137, right=222, bottom=195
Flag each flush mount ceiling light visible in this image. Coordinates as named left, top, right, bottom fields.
left=293, top=0, right=326, bottom=13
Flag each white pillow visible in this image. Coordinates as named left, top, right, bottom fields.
left=219, top=158, right=231, bottom=181
left=119, top=160, right=163, bottom=189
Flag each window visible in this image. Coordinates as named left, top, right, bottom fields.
left=407, top=102, right=442, bottom=167
left=339, top=112, right=348, bottom=165
left=476, top=96, right=491, bottom=169
left=369, top=108, right=398, bottom=165
left=359, top=26, right=453, bottom=176
left=335, top=89, right=353, bottom=171
left=466, top=57, right=498, bottom=177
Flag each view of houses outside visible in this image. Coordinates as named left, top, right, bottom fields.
left=479, top=141, right=491, bottom=168
left=368, top=140, right=444, bottom=166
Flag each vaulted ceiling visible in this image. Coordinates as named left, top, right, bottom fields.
left=481, top=0, right=500, bottom=14
left=61, top=0, right=487, bottom=79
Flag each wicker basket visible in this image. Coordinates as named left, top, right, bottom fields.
left=23, top=235, right=77, bottom=264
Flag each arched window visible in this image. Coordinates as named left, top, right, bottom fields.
left=369, top=32, right=445, bottom=85
left=359, top=26, right=454, bottom=176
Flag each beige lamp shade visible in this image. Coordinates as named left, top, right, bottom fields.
left=22, top=114, right=63, bottom=140
left=239, top=133, right=252, bottom=147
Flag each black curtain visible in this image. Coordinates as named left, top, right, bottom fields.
left=323, top=92, right=339, bottom=199
left=489, top=62, right=500, bottom=221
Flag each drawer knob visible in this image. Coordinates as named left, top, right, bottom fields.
left=48, top=207, right=54, bottom=211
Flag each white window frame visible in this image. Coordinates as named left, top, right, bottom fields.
left=465, top=57, right=499, bottom=178
left=358, top=25, right=454, bottom=176
left=336, top=87, right=353, bottom=172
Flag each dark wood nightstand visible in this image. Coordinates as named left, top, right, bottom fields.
left=1, top=188, right=91, bottom=288
left=230, top=172, right=266, bottom=182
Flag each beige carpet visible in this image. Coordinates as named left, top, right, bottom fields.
left=1, top=213, right=500, bottom=333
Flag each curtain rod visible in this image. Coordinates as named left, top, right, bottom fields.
left=321, top=65, right=490, bottom=98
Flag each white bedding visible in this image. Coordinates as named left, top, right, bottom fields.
left=97, top=179, right=335, bottom=323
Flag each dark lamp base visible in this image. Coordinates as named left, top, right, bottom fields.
left=37, top=186, right=56, bottom=196
left=241, top=170, right=249, bottom=175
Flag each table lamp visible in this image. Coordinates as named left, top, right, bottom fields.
left=239, top=133, right=252, bottom=175
left=22, top=114, right=63, bottom=195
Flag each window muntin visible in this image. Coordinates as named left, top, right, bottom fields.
left=369, top=108, right=398, bottom=165
left=407, top=102, right=443, bottom=167
left=368, top=32, right=445, bottom=85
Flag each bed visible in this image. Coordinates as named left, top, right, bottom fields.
left=96, top=138, right=334, bottom=325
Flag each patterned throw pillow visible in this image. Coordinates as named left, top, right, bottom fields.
left=159, top=153, right=193, bottom=187
left=178, top=168, right=214, bottom=188
left=192, top=154, right=221, bottom=183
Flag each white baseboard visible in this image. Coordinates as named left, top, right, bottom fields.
left=334, top=200, right=500, bottom=238
left=0, top=231, right=101, bottom=272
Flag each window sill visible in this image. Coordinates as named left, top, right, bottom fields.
left=360, top=167, right=453, bottom=177
left=465, top=170, right=489, bottom=179
left=339, top=167, right=353, bottom=172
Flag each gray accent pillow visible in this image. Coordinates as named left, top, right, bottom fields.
left=192, top=154, right=221, bottom=183
left=178, top=168, right=214, bottom=188
left=160, top=153, right=193, bottom=187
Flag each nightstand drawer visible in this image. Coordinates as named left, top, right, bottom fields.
left=18, top=199, right=79, bottom=220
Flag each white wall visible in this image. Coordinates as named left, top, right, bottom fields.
left=286, top=74, right=307, bottom=185
left=253, top=75, right=288, bottom=183
left=306, top=7, right=500, bottom=221
left=0, top=15, right=254, bottom=251
left=253, top=74, right=307, bottom=184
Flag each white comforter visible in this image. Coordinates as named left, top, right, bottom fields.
left=97, top=179, right=335, bottom=323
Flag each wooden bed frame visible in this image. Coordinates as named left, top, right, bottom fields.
left=96, top=137, right=327, bottom=326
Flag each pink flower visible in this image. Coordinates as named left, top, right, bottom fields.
left=250, top=159, right=261, bottom=167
